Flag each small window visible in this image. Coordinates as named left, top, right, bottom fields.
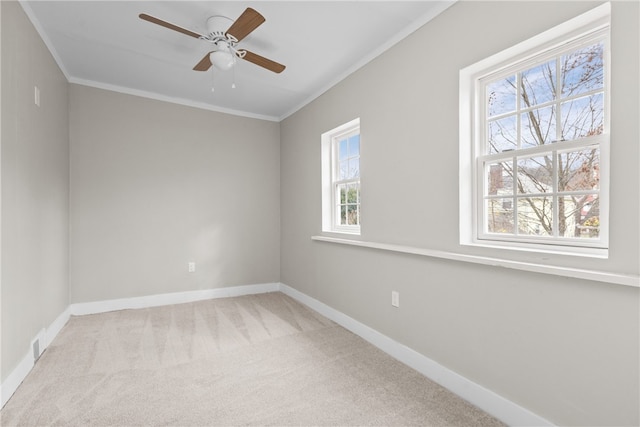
left=460, top=3, right=610, bottom=257
left=322, top=118, right=361, bottom=234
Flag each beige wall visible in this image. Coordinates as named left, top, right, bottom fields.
left=280, top=2, right=639, bottom=425
left=69, top=85, right=280, bottom=303
left=1, top=1, right=70, bottom=382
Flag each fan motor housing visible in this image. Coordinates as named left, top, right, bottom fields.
left=206, top=16, right=232, bottom=38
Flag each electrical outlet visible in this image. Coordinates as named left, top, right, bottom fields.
left=188, top=262, right=196, bottom=273
left=391, top=291, right=400, bottom=308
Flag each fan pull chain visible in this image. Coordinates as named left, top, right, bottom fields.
left=211, top=68, right=216, bottom=93
left=232, top=65, right=237, bottom=89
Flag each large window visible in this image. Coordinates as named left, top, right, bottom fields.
left=321, top=118, right=361, bottom=234
left=460, top=3, right=610, bottom=256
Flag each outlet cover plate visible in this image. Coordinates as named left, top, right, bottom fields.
left=391, top=291, right=399, bottom=307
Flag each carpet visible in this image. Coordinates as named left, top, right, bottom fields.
left=1, top=292, right=504, bottom=426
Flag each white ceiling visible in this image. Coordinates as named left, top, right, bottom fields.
left=21, top=1, right=454, bottom=121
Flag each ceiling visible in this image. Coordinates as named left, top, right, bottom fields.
left=21, top=1, right=454, bottom=121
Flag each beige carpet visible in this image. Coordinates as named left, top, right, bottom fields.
left=1, top=292, right=504, bottom=426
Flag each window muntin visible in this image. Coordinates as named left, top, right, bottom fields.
left=321, top=118, right=361, bottom=234
left=478, top=32, right=608, bottom=249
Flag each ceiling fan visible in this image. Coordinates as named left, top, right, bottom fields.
left=139, top=8, right=285, bottom=74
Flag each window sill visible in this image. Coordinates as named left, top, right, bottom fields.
left=322, top=228, right=361, bottom=237
left=311, top=235, right=639, bottom=288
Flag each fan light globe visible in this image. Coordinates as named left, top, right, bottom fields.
left=210, top=51, right=235, bottom=71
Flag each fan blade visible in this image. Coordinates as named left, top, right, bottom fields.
left=193, top=52, right=213, bottom=71
left=225, top=8, right=265, bottom=42
left=139, top=13, right=203, bottom=39
left=239, top=50, right=286, bottom=74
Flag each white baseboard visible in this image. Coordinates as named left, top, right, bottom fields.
left=44, top=307, right=71, bottom=349
left=279, top=283, right=553, bottom=427
left=0, top=307, right=70, bottom=408
left=70, top=283, right=280, bottom=316
left=0, top=348, right=34, bottom=408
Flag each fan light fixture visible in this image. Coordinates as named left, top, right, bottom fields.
left=209, top=50, right=235, bottom=71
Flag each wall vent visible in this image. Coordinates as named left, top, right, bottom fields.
left=31, top=328, right=46, bottom=361
left=32, top=338, right=41, bottom=361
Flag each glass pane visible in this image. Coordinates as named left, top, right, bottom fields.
left=521, top=105, right=556, bottom=147
left=339, top=139, right=348, bottom=160
left=347, top=205, right=359, bottom=225
left=487, top=75, right=516, bottom=117
left=561, top=42, right=604, bottom=98
left=487, top=161, right=513, bottom=196
left=517, top=156, right=553, bottom=194
left=348, top=159, right=360, bottom=179
left=488, top=115, right=517, bottom=154
left=348, top=135, right=360, bottom=157
left=339, top=160, right=348, bottom=180
left=559, top=195, right=599, bottom=238
left=339, top=184, right=347, bottom=204
left=486, top=198, right=514, bottom=234
left=340, top=205, right=347, bottom=225
left=347, top=183, right=358, bottom=203
left=558, top=148, right=600, bottom=192
left=560, top=94, right=604, bottom=141
left=520, top=59, right=556, bottom=108
left=517, top=197, right=552, bottom=236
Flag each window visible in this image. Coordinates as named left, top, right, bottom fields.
left=460, top=3, right=610, bottom=257
left=322, top=118, right=361, bottom=234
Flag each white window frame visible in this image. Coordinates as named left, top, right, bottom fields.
left=459, top=3, right=610, bottom=258
left=321, top=118, right=361, bottom=235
